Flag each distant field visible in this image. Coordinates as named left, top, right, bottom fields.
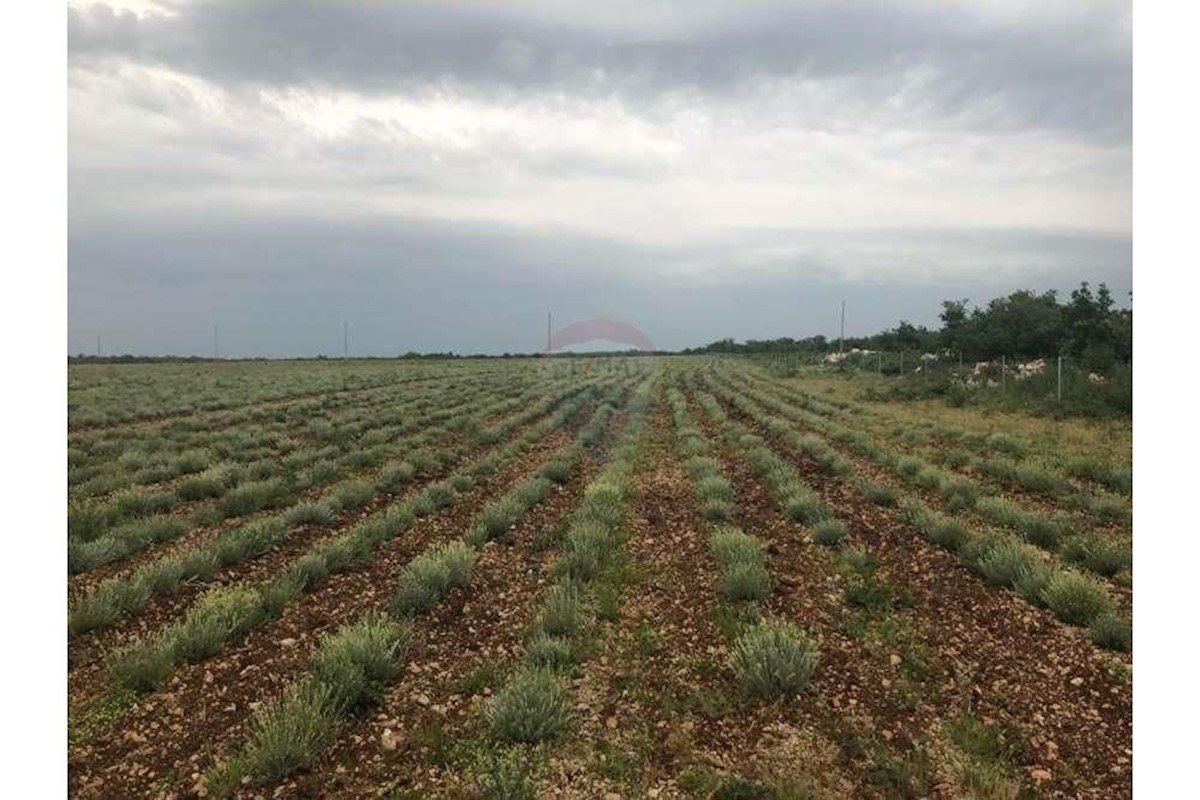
left=67, top=357, right=1132, bottom=798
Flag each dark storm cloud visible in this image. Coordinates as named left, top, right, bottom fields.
left=69, top=1, right=1130, bottom=141
left=68, top=211, right=1131, bottom=357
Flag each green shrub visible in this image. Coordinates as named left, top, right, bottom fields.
left=411, top=492, right=438, bottom=517
left=408, top=449, right=441, bottom=477
left=974, top=497, right=1063, bottom=548
left=342, top=447, right=386, bottom=470
left=474, top=745, right=537, bottom=800
left=470, top=498, right=523, bottom=546
left=259, top=573, right=305, bottom=619
left=302, top=460, right=339, bottom=487
left=984, top=432, right=1025, bottom=457
left=1088, top=614, right=1132, bottom=652
left=719, top=561, right=772, bottom=602
left=221, top=479, right=287, bottom=517
left=391, top=542, right=477, bottom=616
left=838, top=545, right=877, bottom=575
left=699, top=498, right=736, bottom=522
left=179, top=549, right=220, bottom=581
left=843, top=581, right=894, bottom=613
left=537, top=583, right=582, bottom=637
left=1067, top=458, right=1132, bottom=493
left=856, top=479, right=897, bottom=507
left=557, top=522, right=609, bottom=581
left=215, top=680, right=336, bottom=789
left=684, top=456, right=722, bottom=480
left=525, top=633, right=575, bottom=670
left=709, top=527, right=762, bottom=566
left=285, top=501, right=335, bottom=528
left=1040, top=570, right=1114, bottom=626
left=326, top=480, right=375, bottom=511
left=376, top=461, right=415, bottom=490
left=695, top=475, right=733, bottom=504
left=1012, top=562, right=1052, bottom=605
left=490, top=668, right=569, bottom=743
left=176, top=473, right=227, bottom=501
left=108, top=639, right=175, bottom=693
left=213, top=518, right=285, bottom=566
left=513, top=477, right=552, bottom=508
left=1062, top=535, right=1132, bottom=577
left=111, top=487, right=174, bottom=520
left=902, top=503, right=970, bottom=551
left=171, top=586, right=265, bottom=662
left=577, top=483, right=625, bottom=530
left=290, top=552, right=331, bottom=590
left=975, top=540, right=1043, bottom=587
left=68, top=504, right=107, bottom=541
left=811, top=519, right=847, bottom=546
left=315, top=534, right=371, bottom=572
left=783, top=492, right=828, bottom=525
left=539, top=459, right=574, bottom=485
left=450, top=474, right=475, bottom=493
left=312, top=613, right=410, bottom=713
left=729, top=620, right=819, bottom=697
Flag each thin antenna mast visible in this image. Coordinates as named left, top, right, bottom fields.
left=840, top=300, right=846, bottom=354
left=343, top=321, right=349, bottom=359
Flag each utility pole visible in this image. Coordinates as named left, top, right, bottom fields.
left=546, top=312, right=552, bottom=353
left=97, top=331, right=101, bottom=358
left=213, top=325, right=219, bottom=359
left=343, top=321, right=349, bottom=359
left=1057, top=355, right=1063, bottom=403
left=839, top=300, right=845, bottom=354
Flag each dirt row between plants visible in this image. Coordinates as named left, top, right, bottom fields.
left=275, top=430, right=616, bottom=796
left=66, top=397, right=553, bottom=669
left=724, top=376, right=1133, bottom=608
left=738, top=371, right=1131, bottom=540
left=715, top=392, right=1133, bottom=799
left=66, top=377, right=485, bottom=509
left=67, top=381, right=605, bottom=664
left=540, top=395, right=891, bottom=797
left=66, top=376, right=536, bottom=570
left=67, top=428, right=579, bottom=799
left=697, top=403, right=950, bottom=798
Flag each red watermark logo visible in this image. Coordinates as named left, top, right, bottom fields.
left=543, top=318, right=655, bottom=353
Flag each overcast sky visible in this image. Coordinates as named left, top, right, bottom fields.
left=68, top=0, right=1131, bottom=357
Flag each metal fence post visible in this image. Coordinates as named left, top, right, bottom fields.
left=1057, top=355, right=1063, bottom=403
left=1001, top=355, right=1006, bottom=392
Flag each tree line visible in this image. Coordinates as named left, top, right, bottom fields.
left=685, top=282, right=1131, bottom=371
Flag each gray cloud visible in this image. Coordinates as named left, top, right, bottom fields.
left=69, top=1, right=1130, bottom=141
